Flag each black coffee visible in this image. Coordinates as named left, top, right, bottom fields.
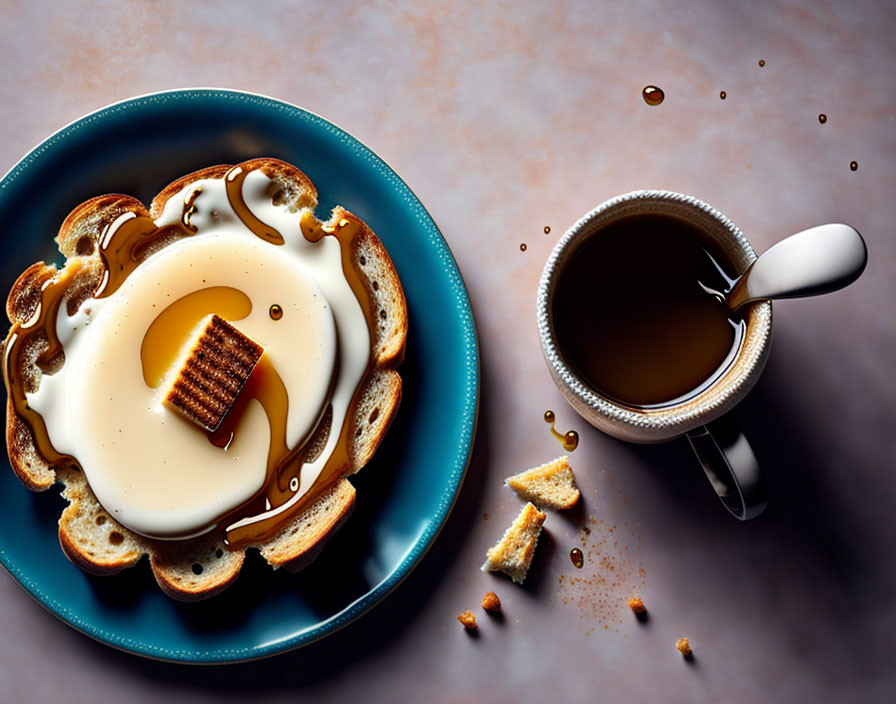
left=552, top=215, right=744, bottom=407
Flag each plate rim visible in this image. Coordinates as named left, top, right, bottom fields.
left=0, top=88, right=480, bottom=664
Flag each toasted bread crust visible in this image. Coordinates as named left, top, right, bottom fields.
left=56, top=194, right=148, bottom=260
left=259, top=479, right=356, bottom=572
left=4, top=159, right=406, bottom=600
left=5, top=403, right=56, bottom=491
left=57, top=467, right=144, bottom=575
left=6, top=261, right=55, bottom=324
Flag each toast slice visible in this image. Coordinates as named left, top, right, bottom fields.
left=481, top=502, right=546, bottom=584
left=4, top=158, right=407, bottom=600
left=504, top=455, right=580, bottom=510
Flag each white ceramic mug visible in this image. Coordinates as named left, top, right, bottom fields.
left=536, top=190, right=773, bottom=520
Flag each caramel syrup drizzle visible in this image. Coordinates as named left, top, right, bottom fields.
left=215, top=355, right=313, bottom=545
left=140, top=286, right=252, bottom=388
left=3, top=192, right=199, bottom=471
left=138, top=286, right=334, bottom=548
left=95, top=186, right=202, bottom=299
left=225, top=167, right=285, bottom=246
left=222, top=211, right=373, bottom=548
left=3, top=164, right=377, bottom=550
left=3, top=261, right=87, bottom=467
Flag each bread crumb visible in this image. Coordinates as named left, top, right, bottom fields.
left=481, top=502, right=547, bottom=584
left=676, top=637, right=692, bottom=657
left=504, top=456, right=580, bottom=510
left=457, top=610, right=478, bottom=630
left=627, top=596, right=646, bottom=614
left=481, top=591, right=501, bottom=612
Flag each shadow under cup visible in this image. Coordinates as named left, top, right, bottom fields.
left=536, top=191, right=773, bottom=520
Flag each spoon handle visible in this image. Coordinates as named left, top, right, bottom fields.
left=728, top=224, right=867, bottom=311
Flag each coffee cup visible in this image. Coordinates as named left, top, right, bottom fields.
left=536, top=190, right=773, bottom=520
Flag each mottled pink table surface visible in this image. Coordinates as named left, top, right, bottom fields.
left=1, top=1, right=895, bottom=702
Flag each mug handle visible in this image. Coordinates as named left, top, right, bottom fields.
left=686, top=415, right=767, bottom=520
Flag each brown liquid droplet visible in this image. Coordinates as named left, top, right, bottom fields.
left=520, top=243, right=527, bottom=251
left=570, top=548, right=584, bottom=569
left=544, top=226, right=551, bottom=234
left=719, top=91, right=727, bottom=100
left=818, top=114, right=827, bottom=124
left=642, top=85, right=664, bottom=106
left=544, top=410, right=579, bottom=451
left=269, top=304, right=283, bottom=320
left=758, top=59, right=765, bottom=67
left=850, top=160, right=858, bottom=171
left=483, top=513, right=489, bottom=520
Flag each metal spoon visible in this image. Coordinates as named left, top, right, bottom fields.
left=726, top=224, right=868, bottom=312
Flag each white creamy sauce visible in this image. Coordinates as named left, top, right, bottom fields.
left=27, top=171, right=370, bottom=539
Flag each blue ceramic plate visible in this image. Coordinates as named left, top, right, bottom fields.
left=0, top=89, right=478, bottom=663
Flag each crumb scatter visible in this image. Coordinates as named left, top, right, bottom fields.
left=554, top=514, right=646, bottom=635
left=457, top=610, right=478, bottom=630
left=481, top=591, right=501, bottom=612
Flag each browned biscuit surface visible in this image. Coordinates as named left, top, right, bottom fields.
left=162, top=315, right=263, bottom=432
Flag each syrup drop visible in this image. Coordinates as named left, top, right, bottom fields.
left=520, top=243, right=527, bottom=251
left=719, top=91, right=727, bottom=100
left=758, top=59, right=765, bottom=67
left=269, top=304, right=283, bottom=320
left=544, top=410, right=579, bottom=451
left=850, top=161, right=858, bottom=171
left=570, top=547, right=584, bottom=569
left=642, top=85, right=664, bottom=106
left=818, top=114, right=827, bottom=124
left=544, top=226, right=551, bottom=234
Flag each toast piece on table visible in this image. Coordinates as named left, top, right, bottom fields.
left=504, top=455, right=580, bottom=510
left=481, top=502, right=546, bottom=584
